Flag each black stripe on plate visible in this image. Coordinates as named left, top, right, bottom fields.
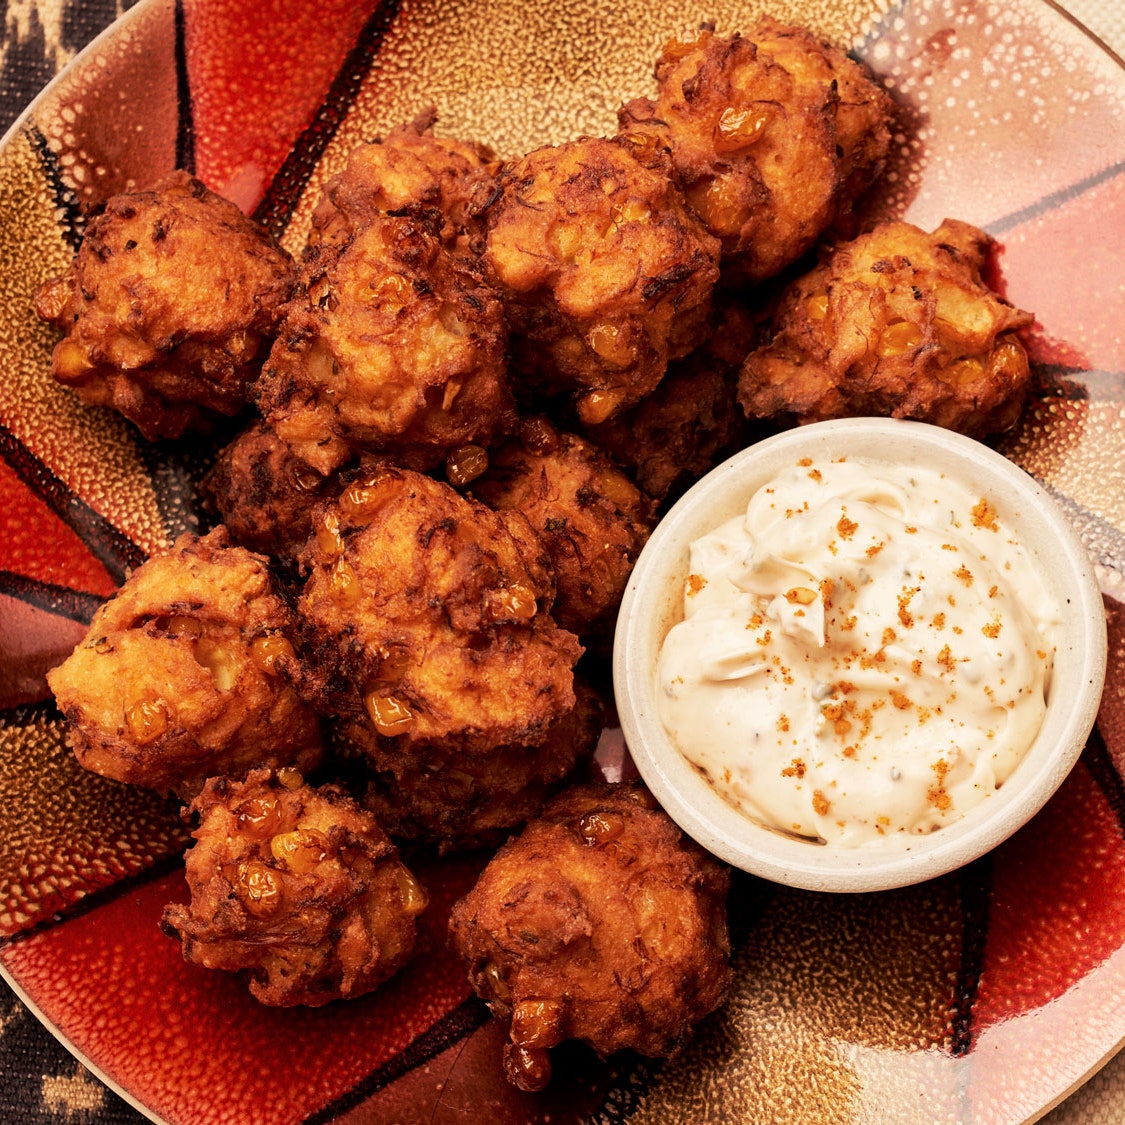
left=173, top=0, right=196, bottom=174
left=251, top=0, right=402, bottom=243
left=0, top=570, right=103, bottom=624
left=27, top=123, right=86, bottom=252
left=0, top=420, right=146, bottom=584
left=1083, top=723, right=1125, bottom=839
left=300, top=994, right=491, bottom=1125
left=951, top=855, right=993, bottom=1057
left=986, top=159, right=1125, bottom=237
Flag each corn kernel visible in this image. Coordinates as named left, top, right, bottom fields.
left=270, top=828, right=329, bottom=874
left=316, top=510, right=344, bottom=558
left=339, top=475, right=394, bottom=522
left=53, top=339, right=93, bottom=381
left=235, top=796, right=282, bottom=838
left=617, top=131, right=660, bottom=166
left=715, top=104, right=770, bottom=151
left=365, top=691, right=414, bottom=736
left=492, top=584, right=538, bottom=621
left=276, top=767, right=304, bottom=790
left=660, top=27, right=711, bottom=62
left=125, top=697, right=170, bottom=744
left=396, top=865, right=429, bottom=916
left=578, top=810, right=624, bottom=845
left=238, top=860, right=282, bottom=918
left=372, top=272, right=410, bottom=309
left=876, top=318, right=924, bottom=358
left=167, top=615, right=203, bottom=639
left=251, top=634, right=294, bottom=674
left=445, top=444, right=489, bottom=489
left=785, top=587, right=818, bottom=605
left=328, top=558, right=362, bottom=606
left=805, top=292, right=829, bottom=321
left=483, top=961, right=511, bottom=1001
left=577, top=387, right=626, bottom=425
left=511, top=999, right=565, bottom=1049
left=290, top=462, right=325, bottom=493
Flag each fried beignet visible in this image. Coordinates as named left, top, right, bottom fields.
left=618, top=19, right=893, bottom=281
left=448, top=781, right=732, bottom=1091
left=161, top=769, right=427, bottom=1006
left=737, top=218, right=1035, bottom=435
left=308, top=109, right=495, bottom=251
left=472, top=418, right=655, bottom=640
left=338, top=679, right=603, bottom=852
left=203, top=419, right=343, bottom=563
left=293, top=466, right=582, bottom=754
left=474, top=135, right=720, bottom=424
left=258, top=212, right=512, bottom=475
left=581, top=293, right=756, bottom=501
left=34, top=171, right=295, bottom=439
left=47, top=528, right=322, bottom=797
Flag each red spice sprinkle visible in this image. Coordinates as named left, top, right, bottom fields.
left=781, top=758, right=806, bottom=778
left=972, top=499, right=1000, bottom=531
left=686, top=573, right=706, bottom=597
left=881, top=627, right=897, bottom=646
left=954, top=565, right=973, bottom=586
left=837, top=512, right=858, bottom=540
left=812, top=790, right=831, bottom=815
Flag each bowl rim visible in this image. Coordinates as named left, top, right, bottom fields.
left=613, top=416, right=1108, bottom=893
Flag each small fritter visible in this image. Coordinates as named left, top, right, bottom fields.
left=203, top=419, right=345, bottom=563
left=47, top=528, right=322, bottom=797
left=448, top=781, right=732, bottom=1091
left=258, top=211, right=512, bottom=475
left=292, top=466, right=583, bottom=755
left=475, top=135, right=721, bottom=424
left=338, top=679, right=604, bottom=852
left=472, top=418, right=655, bottom=640
left=308, top=108, right=496, bottom=251
left=737, top=218, right=1035, bottom=435
left=618, top=19, right=893, bottom=281
left=161, top=769, right=427, bottom=1006
left=34, top=170, right=295, bottom=439
left=581, top=293, right=756, bottom=501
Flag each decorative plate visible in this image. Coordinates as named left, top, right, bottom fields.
left=1, top=0, right=1123, bottom=1122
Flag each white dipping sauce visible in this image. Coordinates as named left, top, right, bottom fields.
left=656, top=457, right=1061, bottom=847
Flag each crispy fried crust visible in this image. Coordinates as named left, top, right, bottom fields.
left=33, top=171, right=295, bottom=439
left=618, top=19, right=894, bottom=281
left=258, top=212, right=513, bottom=475
left=339, top=679, right=604, bottom=852
left=161, top=769, right=427, bottom=1006
left=474, top=135, right=720, bottom=424
left=46, top=528, right=323, bottom=797
left=737, top=218, right=1035, bottom=434
left=448, top=780, right=732, bottom=1091
left=292, top=466, right=582, bottom=755
left=472, top=418, right=655, bottom=641
left=308, top=108, right=497, bottom=251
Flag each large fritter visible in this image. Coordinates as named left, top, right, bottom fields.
left=474, top=135, right=721, bottom=424
left=472, top=418, right=656, bottom=641
left=258, top=211, right=512, bottom=475
left=34, top=170, right=295, bottom=439
left=449, top=781, right=732, bottom=1091
left=293, top=466, right=583, bottom=754
left=308, top=109, right=495, bottom=251
left=618, top=19, right=894, bottom=281
left=737, top=218, right=1035, bottom=435
left=161, top=769, right=427, bottom=1006
left=338, top=679, right=603, bottom=852
left=47, top=528, right=323, bottom=797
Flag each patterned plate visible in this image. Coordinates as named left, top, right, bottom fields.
left=1, top=0, right=1123, bottom=1122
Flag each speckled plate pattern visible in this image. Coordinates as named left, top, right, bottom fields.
left=0, top=0, right=1123, bottom=1122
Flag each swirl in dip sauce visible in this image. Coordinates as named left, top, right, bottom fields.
left=656, top=457, right=1061, bottom=847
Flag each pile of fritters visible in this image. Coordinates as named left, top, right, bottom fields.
left=39, top=15, right=1038, bottom=1088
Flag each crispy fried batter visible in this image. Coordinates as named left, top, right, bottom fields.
left=258, top=212, right=512, bottom=475
left=33, top=171, right=295, bottom=439
left=581, top=292, right=756, bottom=501
left=338, top=679, right=603, bottom=852
left=448, top=780, right=732, bottom=1091
left=737, top=218, right=1035, bottom=435
left=472, top=418, right=655, bottom=640
left=204, top=419, right=344, bottom=562
left=308, top=108, right=496, bottom=251
left=618, top=19, right=893, bottom=281
left=46, top=528, right=323, bottom=797
left=292, top=466, right=582, bottom=755
left=474, top=135, right=720, bottom=424
left=161, top=769, right=427, bottom=1006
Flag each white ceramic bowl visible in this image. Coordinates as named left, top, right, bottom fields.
left=614, top=417, right=1108, bottom=893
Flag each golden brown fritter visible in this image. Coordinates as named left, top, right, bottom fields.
left=338, top=679, right=604, bottom=852
left=33, top=170, right=295, bottom=439
left=292, top=466, right=582, bottom=755
left=448, top=780, right=732, bottom=1091
left=618, top=19, right=893, bottom=282
left=581, top=293, right=756, bottom=501
left=47, top=528, right=323, bottom=797
left=474, top=135, right=721, bottom=424
left=203, top=419, right=345, bottom=563
left=308, top=108, right=496, bottom=251
left=161, top=769, right=427, bottom=1006
left=258, top=211, right=512, bottom=475
left=472, top=418, right=655, bottom=640
left=737, top=218, right=1035, bottom=435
